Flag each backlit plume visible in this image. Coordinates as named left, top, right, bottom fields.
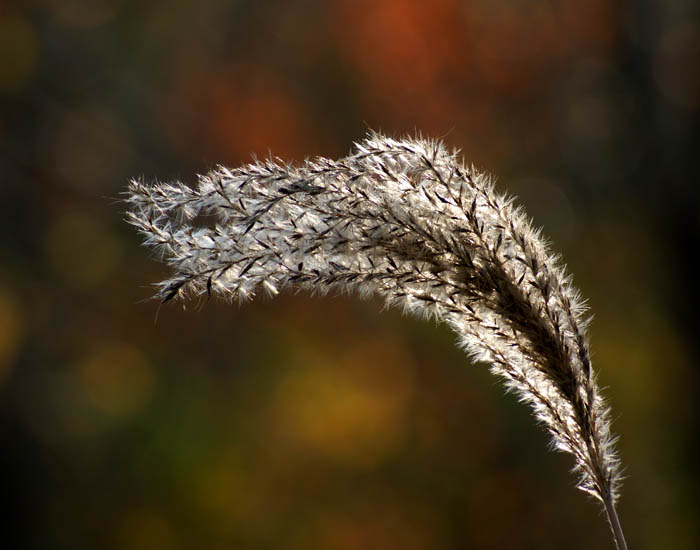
left=126, top=132, right=627, bottom=549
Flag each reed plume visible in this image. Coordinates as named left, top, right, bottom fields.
left=126, top=132, right=627, bottom=549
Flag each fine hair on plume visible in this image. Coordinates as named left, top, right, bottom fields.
left=126, top=132, right=628, bottom=549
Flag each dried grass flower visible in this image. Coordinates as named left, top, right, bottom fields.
left=126, top=132, right=627, bottom=549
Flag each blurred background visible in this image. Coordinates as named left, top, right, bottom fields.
left=1, top=0, right=698, bottom=548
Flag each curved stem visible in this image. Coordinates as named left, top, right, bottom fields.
left=603, top=494, right=628, bottom=550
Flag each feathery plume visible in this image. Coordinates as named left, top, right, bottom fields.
left=125, top=132, right=627, bottom=549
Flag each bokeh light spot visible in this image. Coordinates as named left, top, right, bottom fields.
left=207, top=71, right=310, bottom=160
left=117, top=509, right=176, bottom=550
left=44, top=211, right=122, bottom=290
left=329, top=0, right=463, bottom=127
left=41, top=0, right=124, bottom=28
left=79, top=342, right=155, bottom=417
left=0, top=14, right=38, bottom=93
left=270, top=339, right=414, bottom=468
left=0, top=289, right=23, bottom=385
left=293, top=489, right=445, bottom=550
left=193, top=449, right=280, bottom=538
left=654, top=22, right=700, bottom=111
left=471, top=3, right=561, bottom=93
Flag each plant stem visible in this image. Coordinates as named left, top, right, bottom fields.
left=603, top=493, right=628, bottom=550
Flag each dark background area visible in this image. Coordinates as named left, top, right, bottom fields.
left=1, top=1, right=698, bottom=548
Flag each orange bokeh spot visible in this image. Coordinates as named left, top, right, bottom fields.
left=160, top=63, right=316, bottom=163
left=207, top=70, right=312, bottom=160
left=330, top=0, right=464, bottom=104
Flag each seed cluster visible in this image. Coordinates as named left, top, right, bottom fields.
left=127, top=132, right=621, bottom=509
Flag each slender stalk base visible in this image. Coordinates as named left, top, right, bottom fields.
left=603, top=494, right=628, bottom=550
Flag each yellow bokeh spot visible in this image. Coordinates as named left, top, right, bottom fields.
left=290, top=489, right=445, bottom=550
left=44, top=211, right=121, bottom=290
left=271, top=339, right=415, bottom=468
left=117, top=509, right=176, bottom=550
left=0, top=289, right=24, bottom=385
left=193, top=450, right=275, bottom=537
left=0, top=15, right=38, bottom=93
left=41, top=0, right=124, bottom=28
left=79, top=343, right=155, bottom=416
left=593, top=305, right=690, bottom=447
